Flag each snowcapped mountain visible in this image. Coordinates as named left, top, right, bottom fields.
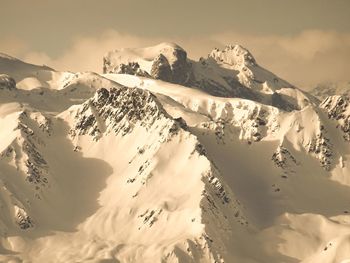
left=104, top=43, right=315, bottom=111
left=311, top=81, right=350, bottom=101
left=0, top=43, right=350, bottom=263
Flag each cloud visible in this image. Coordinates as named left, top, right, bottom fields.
left=20, top=30, right=221, bottom=73
left=22, top=30, right=161, bottom=72
left=0, top=36, right=30, bottom=57
left=6, top=29, right=350, bottom=90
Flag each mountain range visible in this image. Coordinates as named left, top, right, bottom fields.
left=0, top=43, right=349, bottom=263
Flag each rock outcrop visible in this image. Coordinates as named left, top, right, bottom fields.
left=103, top=60, right=150, bottom=77
left=103, top=43, right=193, bottom=86
left=321, top=95, right=350, bottom=141
left=0, top=74, right=16, bottom=90
left=150, top=54, right=173, bottom=82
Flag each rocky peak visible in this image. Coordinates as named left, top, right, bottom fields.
left=103, top=42, right=193, bottom=86
left=167, top=46, right=193, bottom=85
left=209, top=44, right=256, bottom=67
left=70, top=87, right=170, bottom=140
left=150, top=54, right=173, bottom=82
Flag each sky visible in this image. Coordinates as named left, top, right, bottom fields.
left=0, top=0, right=349, bottom=89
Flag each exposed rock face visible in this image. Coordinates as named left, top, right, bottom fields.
left=305, top=124, right=333, bottom=171
left=15, top=205, right=34, bottom=230
left=149, top=46, right=193, bottom=85
left=103, top=43, right=193, bottom=86
left=272, top=145, right=298, bottom=170
left=321, top=95, right=350, bottom=141
left=5, top=111, right=51, bottom=191
left=168, top=47, right=193, bottom=85
left=103, top=60, right=150, bottom=77
left=70, top=86, right=169, bottom=140
left=150, top=54, right=173, bottom=82
left=0, top=74, right=16, bottom=90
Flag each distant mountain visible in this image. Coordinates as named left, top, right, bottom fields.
left=0, top=44, right=349, bottom=263
left=310, top=81, right=350, bottom=100
left=104, top=42, right=316, bottom=111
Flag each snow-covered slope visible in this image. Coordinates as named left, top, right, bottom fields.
left=0, top=53, right=75, bottom=90
left=0, top=44, right=350, bottom=263
left=0, top=80, right=247, bottom=262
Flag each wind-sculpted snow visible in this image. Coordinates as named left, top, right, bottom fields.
left=0, top=72, right=124, bottom=113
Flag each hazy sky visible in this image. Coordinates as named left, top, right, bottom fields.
left=1, top=0, right=350, bottom=89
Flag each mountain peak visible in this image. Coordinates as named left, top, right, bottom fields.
left=209, top=44, right=256, bottom=67
left=103, top=42, right=192, bottom=85
left=152, top=41, right=185, bottom=51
